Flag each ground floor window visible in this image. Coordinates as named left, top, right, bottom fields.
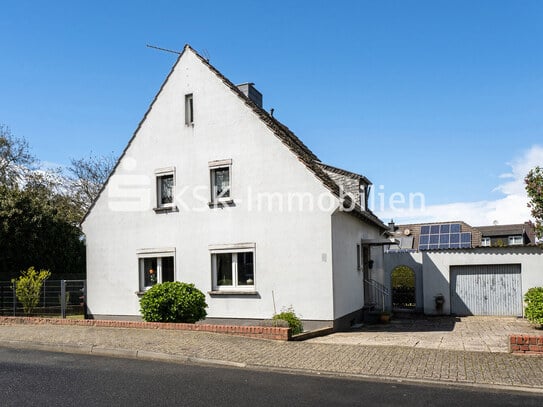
left=138, top=250, right=175, bottom=291
left=210, top=244, right=255, bottom=291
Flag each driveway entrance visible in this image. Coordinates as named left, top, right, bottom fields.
left=307, top=316, right=537, bottom=353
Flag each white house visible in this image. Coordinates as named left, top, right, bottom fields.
left=82, top=45, right=389, bottom=330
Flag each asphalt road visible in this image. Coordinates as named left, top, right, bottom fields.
left=0, top=347, right=541, bottom=406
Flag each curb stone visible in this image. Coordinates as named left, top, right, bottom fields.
left=1, top=340, right=542, bottom=395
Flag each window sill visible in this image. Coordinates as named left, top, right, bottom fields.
left=153, top=206, right=178, bottom=213
left=208, top=290, right=259, bottom=296
left=208, top=199, right=235, bottom=208
left=135, top=291, right=147, bottom=296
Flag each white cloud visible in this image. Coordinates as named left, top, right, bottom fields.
left=375, top=145, right=543, bottom=226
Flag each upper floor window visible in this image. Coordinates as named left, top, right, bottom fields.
left=185, top=94, right=194, bottom=125
left=209, top=159, right=232, bottom=204
left=154, top=167, right=175, bottom=211
left=508, top=235, right=523, bottom=246
left=481, top=237, right=491, bottom=247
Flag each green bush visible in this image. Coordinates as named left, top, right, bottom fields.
left=525, top=287, right=543, bottom=326
left=140, top=282, right=207, bottom=323
left=12, top=267, right=51, bottom=315
left=273, top=307, right=303, bottom=334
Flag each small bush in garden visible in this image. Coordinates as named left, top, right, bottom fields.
left=12, top=267, right=51, bottom=315
left=273, top=307, right=303, bottom=334
left=525, top=287, right=543, bottom=326
left=140, top=282, right=207, bottom=323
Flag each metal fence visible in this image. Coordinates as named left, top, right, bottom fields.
left=0, top=280, right=86, bottom=318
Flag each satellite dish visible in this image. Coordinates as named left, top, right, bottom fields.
left=404, top=228, right=411, bottom=236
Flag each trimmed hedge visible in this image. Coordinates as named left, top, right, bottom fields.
left=140, top=282, right=207, bottom=323
left=525, top=287, right=543, bottom=326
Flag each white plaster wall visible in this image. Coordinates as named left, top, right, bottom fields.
left=83, top=48, right=338, bottom=322
left=331, top=211, right=384, bottom=319
left=422, top=248, right=543, bottom=315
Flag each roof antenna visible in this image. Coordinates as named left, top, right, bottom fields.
left=146, top=44, right=182, bottom=55
left=270, top=108, right=275, bottom=117
left=202, top=48, right=211, bottom=62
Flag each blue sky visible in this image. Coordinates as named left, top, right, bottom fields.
left=1, top=1, right=542, bottom=224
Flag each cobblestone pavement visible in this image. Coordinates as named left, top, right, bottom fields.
left=0, top=322, right=543, bottom=390
left=308, top=316, right=538, bottom=353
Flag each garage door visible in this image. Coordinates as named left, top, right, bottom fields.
left=450, top=264, right=522, bottom=316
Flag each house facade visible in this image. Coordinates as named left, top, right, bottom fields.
left=82, top=45, right=389, bottom=330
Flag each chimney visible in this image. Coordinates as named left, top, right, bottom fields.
left=237, top=82, right=262, bottom=108
left=388, top=219, right=396, bottom=232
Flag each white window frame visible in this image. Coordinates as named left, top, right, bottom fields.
left=155, top=167, right=175, bottom=209
left=508, top=235, right=523, bottom=246
left=356, top=243, right=362, bottom=271
left=185, top=94, right=194, bottom=125
left=209, top=243, right=255, bottom=291
left=137, top=248, right=176, bottom=292
left=209, top=159, right=233, bottom=204
left=481, top=237, right=491, bottom=247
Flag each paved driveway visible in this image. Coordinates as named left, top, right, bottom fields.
left=307, top=316, right=539, bottom=353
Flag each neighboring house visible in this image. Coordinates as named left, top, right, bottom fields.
left=384, top=220, right=542, bottom=316
left=387, top=220, right=536, bottom=250
left=81, top=45, right=390, bottom=330
left=477, top=222, right=536, bottom=247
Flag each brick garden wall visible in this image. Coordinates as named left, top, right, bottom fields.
left=510, top=334, right=543, bottom=354
left=0, top=316, right=291, bottom=341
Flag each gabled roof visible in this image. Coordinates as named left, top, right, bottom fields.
left=316, top=162, right=372, bottom=186
left=82, top=45, right=387, bottom=231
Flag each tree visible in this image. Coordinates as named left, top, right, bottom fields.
left=12, top=267, right=51, bottom=315
left=68, top=152, right=116, bottom=216
left=0, top=182, right=86, bottom=279
left=0, top=124, right=35, bottom=187
left=525, top=166, right=543, bottom=238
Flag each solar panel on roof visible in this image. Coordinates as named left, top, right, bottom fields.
left=417, top=223, right=472, bottom=251
left=451, top=223, right=461, bottom=233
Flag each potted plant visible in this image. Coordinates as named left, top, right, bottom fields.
left=380, top=311, right=391, bottom=323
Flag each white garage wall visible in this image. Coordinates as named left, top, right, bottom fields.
left=422, top=247, right=543, bottom=315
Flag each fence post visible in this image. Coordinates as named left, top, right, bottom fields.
left=61, top=280, right=66, bottom=319
left=12, top=282, right=16, bottom=316
left=43, top=280, right=46, bottom=308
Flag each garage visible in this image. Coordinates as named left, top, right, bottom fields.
left=450, top=264, right=522, bottom=316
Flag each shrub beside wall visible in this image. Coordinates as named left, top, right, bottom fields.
left=140, top=282, right=207, bottom=323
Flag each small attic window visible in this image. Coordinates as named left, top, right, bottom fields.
left=185, top=94, right=193, bottom=125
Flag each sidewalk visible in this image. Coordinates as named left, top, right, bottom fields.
left=1, top=322, right=543, bottom=392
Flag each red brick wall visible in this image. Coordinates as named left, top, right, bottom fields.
left=0, top=316, right=291, bottom=341
left=510, top=334, right=543, bottom=354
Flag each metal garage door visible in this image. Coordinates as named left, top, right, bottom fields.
left=450, top=264, right=522, bottom=316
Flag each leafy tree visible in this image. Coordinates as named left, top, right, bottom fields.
left=68, top=152, right=116, bottom=216
left=12, top=267, right=51, bottom=315
left=525, top=166, right=543, bottom=238
left=0, top=183, right=85, bottom=279
left=0, top=124, right=35, bottom=187
left=391, top=265, right=415, bottom=288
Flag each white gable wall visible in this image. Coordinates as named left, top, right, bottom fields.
left=83, top=49, right=339, bottom=323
